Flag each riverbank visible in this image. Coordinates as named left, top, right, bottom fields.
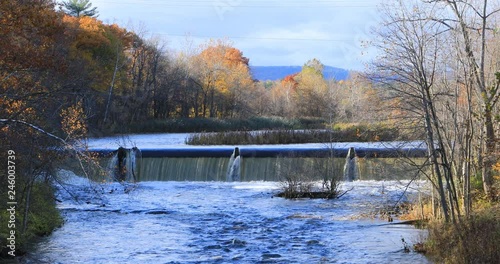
left=185, top=125, right=419, bottom=145
left=96, top=118, right=421, bottom=144
left=424, top=205, right=500, bottom=263
left=102, top=117, right=326, bottom=135
left=0, top=183, right=63, bottom=260
left=397, top=190, right=500, bottom=263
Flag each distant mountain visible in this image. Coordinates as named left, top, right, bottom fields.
left=250, top=66, right=350, bottom=81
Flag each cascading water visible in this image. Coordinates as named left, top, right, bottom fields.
left=135, top=156, right=421, bottom=182
left=226, top=147, right=241, bottom=181
left=343, top=147, right=359, bottom=181
left=107, top=147, right=141, bottom=182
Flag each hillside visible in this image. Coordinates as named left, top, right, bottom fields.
left=250, top=66, right=350, bottom=81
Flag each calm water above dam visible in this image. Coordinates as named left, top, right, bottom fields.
left=22, top=134, right=431, bottom=263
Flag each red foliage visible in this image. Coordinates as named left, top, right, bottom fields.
left=281, top=73, right=299, bottom=90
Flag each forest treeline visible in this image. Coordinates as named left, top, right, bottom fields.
left=0, top=1, right=386, bottom=136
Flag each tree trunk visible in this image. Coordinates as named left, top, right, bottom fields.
left=104, top=45, right=120, bottom=123
left=482, top=109, right=496, bottom=196
left=423, top=95, right=450, bottom=222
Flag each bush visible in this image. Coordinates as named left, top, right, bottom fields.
left=277, top=156, right=315, bottom=198
left=425, top=206, right=500, bottom=264
left=0, top=183, right=62, bottom=258
left=275, top=155, right=342, bottom=199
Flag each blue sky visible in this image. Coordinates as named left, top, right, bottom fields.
left=89, top=0, right=382, bottom=70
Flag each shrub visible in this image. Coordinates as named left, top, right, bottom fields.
left=425, top=206, right=500, bottom=264
left=275, top=154, right=342, bottom=199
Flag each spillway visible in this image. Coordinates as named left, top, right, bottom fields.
left=85, top=136, right=428, bottom=182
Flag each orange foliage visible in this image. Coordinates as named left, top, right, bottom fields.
left=192, top=40, right=254, bottom=117
left=224, top=47, right=250, bottom=67
left=0, top=0, right=66, bottom=71
left=62, top=14, right=132, bottom=92
left=63, top=15, right=110, bottom=50
left=281, top=73, right=299, bottom=90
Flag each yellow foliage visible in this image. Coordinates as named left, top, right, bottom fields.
left=494, top=161, right=500, bottom=171
left=494, top=161, right=500, bottom=180
left=60, top=102, right=87, bottom=139
left=0, top=99, right=36, bottom=119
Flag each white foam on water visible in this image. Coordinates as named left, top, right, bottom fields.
left=24, top=175, right=431, bottom=264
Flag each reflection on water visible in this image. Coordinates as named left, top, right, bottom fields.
left=22, top=172, right=431, bottom=264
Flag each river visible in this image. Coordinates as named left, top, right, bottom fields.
left=21, top=133, right=431, bottom=263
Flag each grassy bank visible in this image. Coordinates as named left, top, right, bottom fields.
left=186, top=123, right=417, bottom=145
left=424, top=206, right=500, bottom=263
left=0, top=183, right=63, bottom=259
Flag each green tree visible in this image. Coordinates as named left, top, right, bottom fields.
left=61, top=0, right=98, bottom=17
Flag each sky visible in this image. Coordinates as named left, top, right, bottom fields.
left=89, top=0, right=383, bottom=71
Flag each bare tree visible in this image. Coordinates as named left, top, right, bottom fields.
left=426, top=0, right=500, bottom=197
left=371, top=0, right=460, bottom=222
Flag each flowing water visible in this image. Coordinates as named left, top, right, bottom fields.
left=22, top=171, right=430, bottom=264
left=22, top=134, right=431, bottom=263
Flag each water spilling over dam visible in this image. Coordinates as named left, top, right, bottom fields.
left=86, top=134, right=428, bottom=182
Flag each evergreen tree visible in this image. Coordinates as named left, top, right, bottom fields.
left=61, top=0, right=98, bottom=17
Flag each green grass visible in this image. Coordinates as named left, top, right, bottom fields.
left=0, top=183, right=63, bottom=258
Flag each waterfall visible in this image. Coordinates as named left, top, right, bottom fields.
left=226, top=147, right=241, bottom=181
left=108, top=147, right=141, bottom=182
left=343, top=147, right=359, bottom=181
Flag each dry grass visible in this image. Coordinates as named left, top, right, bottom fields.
left=186, top=125, right=411, bottom=145
left=425, top=205, right=500, bottom=264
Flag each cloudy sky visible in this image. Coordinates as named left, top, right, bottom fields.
left=90, top=0, right=383, bottom=70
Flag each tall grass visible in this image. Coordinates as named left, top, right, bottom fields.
left=425, top=206, right=500, bottom=263
left=0, top=183, right=63, bottom=258
left=186, top=124, right=415, bottom=145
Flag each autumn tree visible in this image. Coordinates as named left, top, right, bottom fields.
left=62, top=15, right=133, bottom=128
left=0, top=0, right=96, bottom=255
left=294, top=59, right=329, bottom=118
left=269, top=75, right=298, bottom=117
left=189, top=40, right=254, bottom=118
left=333, top=73, right=383, bottom=123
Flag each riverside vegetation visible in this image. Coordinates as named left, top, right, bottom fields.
left=185, top=123, right=415, bottom=145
